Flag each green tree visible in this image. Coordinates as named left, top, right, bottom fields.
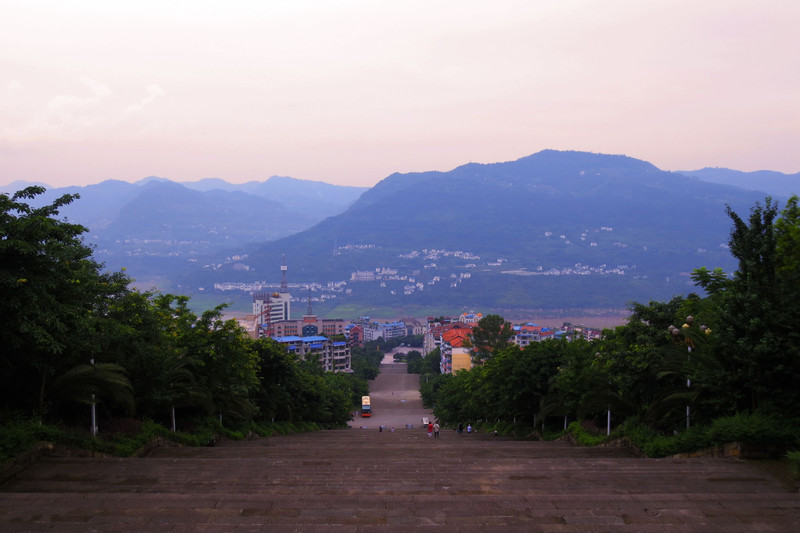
left=253, top=338, right=299, bottom=421
left=597, top=297, right=685, bottom=425
left=187, top=303, right=260, bottom=423
left=542, top=340, right=600, bottom=425
left=470, top=314, right=513, bottom=363
left=479, top=344, right=520, bottom=421
left=350, top=342, right=382, bottom=380
left=422, top=349, right=441, bottom=375
left=45, top=361, right=134, bottom=416
left=773, top=195, right=800, bottom=411
left=420, top=368, right=448, bottom=408
left=0, top=187, right=132, bottom=418
left=652, top=319, right=724, bottom=428
left=105, top=291, right=212, bottom=427
left=692, top=198, right=788, bottom=414
left=433, top=368, right=485, bottom=425
left=405, top=350, right=423, bottom=373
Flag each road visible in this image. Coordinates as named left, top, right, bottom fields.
left=350, top=363, right=433, bottom=431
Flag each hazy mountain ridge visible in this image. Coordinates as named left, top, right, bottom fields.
left=676, top=167, right=800, bottom=197
left=1, top=176, right=368, bottom=288
left=188, top=151, right=788, bottom=315
left=3, top=153, right=796, bottom=314
left=2, top=175, right=367, bottom=226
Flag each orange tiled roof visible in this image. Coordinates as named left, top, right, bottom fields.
left=442, top=328, right=471, bottom=346
left=450, top=336, right=469, bottom=348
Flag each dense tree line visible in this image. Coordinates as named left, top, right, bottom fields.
left=405, top=349, right=440, bottom=375
left=423, top=197, right=800, bottom=440
left=1, top=187, right=364, bottom=431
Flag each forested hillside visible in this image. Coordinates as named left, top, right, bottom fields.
left=191, top=151, right=781, bottom=314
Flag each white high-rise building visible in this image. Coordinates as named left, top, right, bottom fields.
left=252, top=255, right=291, bottom=332
left=253, top=291, right=291, bottom=329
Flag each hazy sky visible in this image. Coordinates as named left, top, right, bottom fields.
left=2, top=0, right=798, bottom=188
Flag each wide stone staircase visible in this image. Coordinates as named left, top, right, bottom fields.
left=2, top=427, right=799, bottom=531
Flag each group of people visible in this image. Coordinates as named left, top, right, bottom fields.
left=371, top=418, right=475, bottom=437
left=424, top=420, right=473, bottom=437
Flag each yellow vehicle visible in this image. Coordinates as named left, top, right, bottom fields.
left=361, top=396, right=371, bottom=417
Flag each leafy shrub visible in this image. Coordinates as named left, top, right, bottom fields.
left=1, top=419, right=46, bottom=464
left=2, top=417, right=237, bottom=463
left=786, top=450, right=800, bottom=479
left=621, top=413, right=800, bottom=457
left=250, top=421, right=277, bottom=437
left=707, top=412, right=795, bottom=446
left=636, top=426, right=707, bottom=457
left=620, top=418, right=658, bottom=446
left=494, top=420, right=516, bottom=436
left=566, top=421, right=608, bottom=447
left=0, top=419, right=117, bottom=464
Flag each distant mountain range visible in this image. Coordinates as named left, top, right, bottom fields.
left=677, top=168, right=800, bottom=198
left=1, top=176, right=367, bottom=289
left=3, top=152, right=797, bottom=317
left=176, top=151, right=798, bottom=316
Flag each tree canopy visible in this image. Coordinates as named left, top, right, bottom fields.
left=0, top=187, right=364, bottom=431
left=469, top=314, right=514, bottom=363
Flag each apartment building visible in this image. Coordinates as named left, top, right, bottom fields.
left=270, top=335, right=352, bottom=373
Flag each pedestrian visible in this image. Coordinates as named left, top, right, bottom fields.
left=427, top=422, right=433, bottom=438
left=457, top=422, right=463, bottom=436
left=467, top=424, right=472, bottom=433
left=433, top=421, right=440, bottom=438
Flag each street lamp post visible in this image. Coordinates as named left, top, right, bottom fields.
left=90, top=358, right=98, bottom=437
left=668, top=316, right=710, bottom=430
left=596, top=352, right=611, bottom=436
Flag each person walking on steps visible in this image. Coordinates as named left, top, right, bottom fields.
left=457, top=422, right=464, bottom=436
left=433, top=421, right=440, bottom=438
left=427, top=422, right=433, bottom=438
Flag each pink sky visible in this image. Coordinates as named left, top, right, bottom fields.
left=2, top=1, right=799, bottom=188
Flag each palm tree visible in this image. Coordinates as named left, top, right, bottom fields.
left=154, top=356, right=214, bottom=432
left=45, top=362, right=135, bottom=427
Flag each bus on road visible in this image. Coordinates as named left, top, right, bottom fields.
left=361, top=396, right=371, bottom=417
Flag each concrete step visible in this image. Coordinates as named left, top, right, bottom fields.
left=2, top=429, right=799, bottom=531
left=3, top=364, right=799, bottom=530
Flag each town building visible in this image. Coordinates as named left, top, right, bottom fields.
left=457, top=312, right=483, bottom=324
left=371, top=321, right=406, bottom=342
left=270, top=335, right=352, bottom=373
left=252, top=255, right=291, bottom=333
left=357, top=317, right=407, bottom=342
left=259, top=291, right=347, bottom=339
left=424, top=321, right=473, bottom=366
left=439, top=327, right=474, bottom=374
left=345, top=325, right=364, bottom=347
left=511, top=323, right=556, bottom=347
left=266, top=317, right=347, bottom=338
left=400, top=317, right=425, bottom=336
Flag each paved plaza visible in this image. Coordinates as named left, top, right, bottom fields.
left=1, top=365, right=799, bottom=531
